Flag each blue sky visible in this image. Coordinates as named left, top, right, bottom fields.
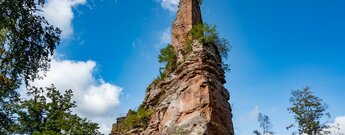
left=34, top=0, right=345, bottom=134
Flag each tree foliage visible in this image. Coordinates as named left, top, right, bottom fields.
left=16, top=85, right=100, bottom=135
left=197, top=0, right=203, bottom=5
left=0, top=29, right=5, bottom=45
left=0, top=0, right=60, bottom=132
left=254, top=113, right=273, bottom=135
left=258, top=113, right=273, bottom=135
left=115, top=106, right=154, bottom=134
left=253, top=130, right=262, bottom=135
left=158, top=44, right=177, bottom=73
left=185, top=24, right=231, bottom=58
left=0, top=0, right=60, bottom=86
left=288, top=87, right=330, bottom=135
left=147, top=44, right=177, bottom=91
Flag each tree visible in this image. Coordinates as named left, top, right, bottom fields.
left=288, top=87, right=330, bottom=135
left=254, top=113, right=273, bottom=135
left=16, top=85, right=100, bottom=134
left=158, top=44, right=177, bottom=73
left=0, top=0, right=60, bottom=133
left=186, top=24, right=231, bottom=59
left=197, top=0, right=203, bottom=5
left=258, top=113, right=273, bottom=134
left=115, top=106, right=154, bottom=134
left=147, top=44, right=178, bottom=89
left=253, top=130, right=262, bottom=135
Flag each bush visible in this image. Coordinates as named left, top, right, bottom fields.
left=158, top=44, right=177, bottom=71
left=146, top=44, right=177, bottom=92
left=184, top=23, right=231, bottom=71
left=185, top=24, right=231, bottom=59
left=116, top=106, right=154, bottom=133
left=197, top=0, right=203, bottom=5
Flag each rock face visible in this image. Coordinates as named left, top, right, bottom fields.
left=172, top=0, right=202, bottom=52
left=111, top=0, right=234, bottom=134
left=142, top=41, right=234, bottom=135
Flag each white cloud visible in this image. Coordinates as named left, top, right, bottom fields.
left=79, top=83, right=121, bottom=115
left=156, top=0, right=179, bottom=12
left=160, top=27, right=171, bottom=45
left=336, top=116, right=345, bottom=133
left=155, top=27, right=172, bottom=49
left=43, top=0, right=87, bottom=39
left=239, top=105, right=260, bottom=122
left=30, top=57, right=122, bottom=134
left=324, top=115, right=345, bottom=134
left=250, top=106, right=260, bottom=119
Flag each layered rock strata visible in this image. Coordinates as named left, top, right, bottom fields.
left=111, top=0, right=234, bottom=134
left=141, top=40, right=234, bottom=135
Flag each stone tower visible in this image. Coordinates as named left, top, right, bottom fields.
left=111, top=0, right=234, bottom=134
left=172, top=0, right=203, bottom=52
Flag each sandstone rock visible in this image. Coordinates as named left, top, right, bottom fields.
left=172, top=0, right=202, bottom=53
left=111, top=0, right=234, bottom=134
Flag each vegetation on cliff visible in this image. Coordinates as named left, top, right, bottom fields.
left=158, top=44, right=177, bottom=73
left=115, top=106, right=154, bottom=134
left=146, top=44, right=177, bottom=92
left=157, top=44, right=177, bottom=82
left=184, top=23, right=231, bottom=71
left=115, top=44, right=176, bottom=134
left=146, top=23, right=232, bottom=94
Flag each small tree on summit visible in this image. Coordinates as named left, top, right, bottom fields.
left=184, top=24, right=231, bottom=72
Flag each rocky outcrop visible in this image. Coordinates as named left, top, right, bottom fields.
left=111, top=0, right=234, bottom=134
left=142, top=40, right=234, bottom=135
left=172, top=0, right=202, bottom=52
